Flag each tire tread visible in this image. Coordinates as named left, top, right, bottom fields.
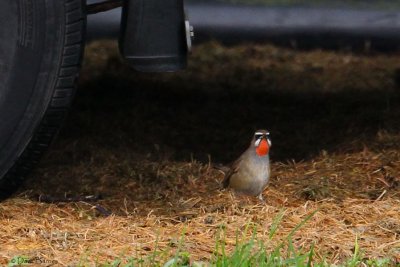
left=0, top=0, right=85, bottom=197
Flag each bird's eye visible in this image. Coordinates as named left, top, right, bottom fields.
left=255, top=134, right=263, bottom=140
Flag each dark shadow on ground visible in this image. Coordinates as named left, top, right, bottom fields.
left=18, top=42, right=400, bottom=202
left=61, top=70, right=400, bottom=164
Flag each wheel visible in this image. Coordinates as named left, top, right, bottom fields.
left=0, top=0, right=85, bottom=199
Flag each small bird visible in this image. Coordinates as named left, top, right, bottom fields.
left=222, top=130, right=271, bottom=202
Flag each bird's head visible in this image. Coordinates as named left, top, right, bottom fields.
left=253, top=130, right=271, bottom=157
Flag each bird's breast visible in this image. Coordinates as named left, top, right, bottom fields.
left=229, top=154, right=270, bottom=196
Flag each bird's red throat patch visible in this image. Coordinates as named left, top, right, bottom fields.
left=256, top=139, right=269, bottom=156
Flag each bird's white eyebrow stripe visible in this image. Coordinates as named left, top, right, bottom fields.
left=255, top=132, right=264, bottom=135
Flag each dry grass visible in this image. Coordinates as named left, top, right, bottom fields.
left=1, top=41, right=400, bottom=265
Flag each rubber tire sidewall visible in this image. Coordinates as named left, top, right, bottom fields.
left=0, top=0, right=85, bottom=197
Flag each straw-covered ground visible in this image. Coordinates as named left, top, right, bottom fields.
left=1, top=41, right=400, bottom=266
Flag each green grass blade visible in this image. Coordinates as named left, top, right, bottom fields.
left=306, top=243, right=314, bottom=267
left=269, top=209, right=286, bottom=239
left=286, top=210, right=318, bottom=240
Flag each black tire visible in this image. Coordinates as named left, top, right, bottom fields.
left=0, top=0, right=85, bottom=199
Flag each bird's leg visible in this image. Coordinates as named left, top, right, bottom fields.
left=258, top=193, right=266, bottom=204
